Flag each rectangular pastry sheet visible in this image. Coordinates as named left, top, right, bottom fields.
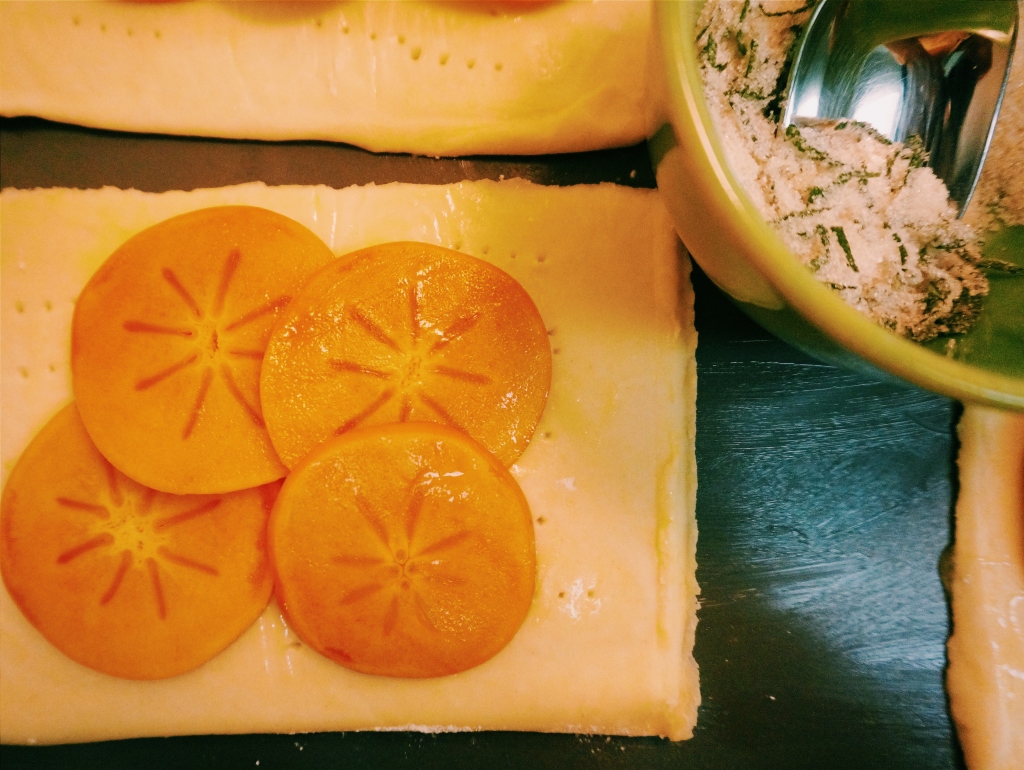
left=947, top=407, right=1024, bottom=770
left=0, top=180, right=699, bottom=744
left=0, top=1, right=652, bottom=156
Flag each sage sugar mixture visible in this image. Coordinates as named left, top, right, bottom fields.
left=695, top=0, right=1015, bottom=341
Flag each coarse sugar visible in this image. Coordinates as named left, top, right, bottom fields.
left=696, top=0, right=997, bottom=341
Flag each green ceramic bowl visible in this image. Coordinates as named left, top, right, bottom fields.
left=650, top=1, right=1024, bottom=410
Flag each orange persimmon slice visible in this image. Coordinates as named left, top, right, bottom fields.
left=260, top=241, right=551, bottom=468
left=71, top=206, right=336, bottom=494
left=0, top=403, right=277, bottom=680
left=269, top=422, right=536, bottom=678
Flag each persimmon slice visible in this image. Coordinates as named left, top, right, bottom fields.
left=71, top=206, right=336, bottom=494
left=269, top=422, right=537, bottom=678
left=260, top=241, right=551, bottom=468
left=0, top=403, right=276, bottom=680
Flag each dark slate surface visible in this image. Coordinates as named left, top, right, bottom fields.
left=0, top=119, right=962, bottom=770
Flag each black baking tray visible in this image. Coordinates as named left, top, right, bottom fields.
left=0, top=118, right=964, bottom=770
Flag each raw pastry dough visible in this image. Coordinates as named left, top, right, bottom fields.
left=947, top=407, right=1024, bottom=770
left=0, top=180, right=699, bottom=744
left=0, top=1, right=653, bottom=156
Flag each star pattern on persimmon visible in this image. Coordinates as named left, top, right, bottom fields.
left=327, top=472, right=473, bottom=637
left=121, top=249, right=290, bottom=439
left=330, top=281, right=493, bottom=436
left=54, top=460, right=222, bottom=619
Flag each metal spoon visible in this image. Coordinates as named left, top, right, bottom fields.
left=783, top=0, right=1019, bottom=216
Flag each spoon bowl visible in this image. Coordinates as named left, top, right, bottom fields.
left=784, top=0, right=1019, bottom=215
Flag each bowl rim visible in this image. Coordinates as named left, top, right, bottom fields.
left=656, top=0, right=1024, bottom=411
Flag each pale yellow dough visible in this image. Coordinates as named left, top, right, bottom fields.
left=0, top=180, right=699, bottom=744
left=947, top=407, right=1024, bottom=770
left=0, top=0, right=652, bottom=156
